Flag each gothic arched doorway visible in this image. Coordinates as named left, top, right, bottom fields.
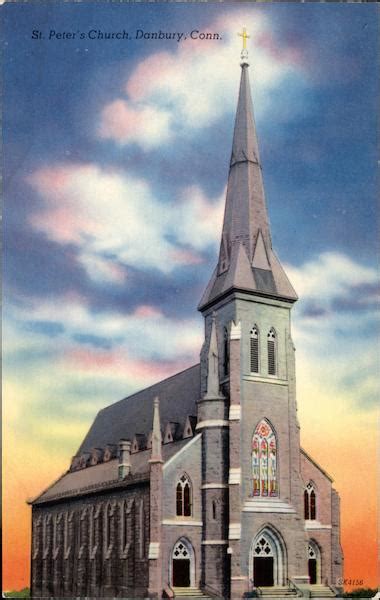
left=308, top=540, right=321, bottom=584
left=250, top=527, right=286, bottom=587
left=171, top=538, right=194, bottom=588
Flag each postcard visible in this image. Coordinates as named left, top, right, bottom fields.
left=2, top=2, right=378, bottom=598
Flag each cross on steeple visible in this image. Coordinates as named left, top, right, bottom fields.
left=238, top=27, right=250, bottom=51
left=238, top=27, right=250, bottom=65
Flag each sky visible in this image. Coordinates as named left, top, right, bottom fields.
left=2, top=2, right=379, bottom=593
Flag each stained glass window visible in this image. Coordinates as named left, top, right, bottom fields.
left=252, top=419, right=277, bottom=497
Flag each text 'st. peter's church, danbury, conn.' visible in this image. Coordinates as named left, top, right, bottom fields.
left=30, top=37, right=344, bottom=599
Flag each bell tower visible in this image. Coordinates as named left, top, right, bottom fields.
left=198, top=34, right=309, bottom=596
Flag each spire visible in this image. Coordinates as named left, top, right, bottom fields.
left=149, top=396, right=163, bottom=463
left=198, top=41, right=297, bottom=311
left=204, top=313, right=224, bottom=399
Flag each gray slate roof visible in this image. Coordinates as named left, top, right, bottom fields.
left=77, top=364, right=200, bottom=455
left=32, top=439, right=192, bottom=505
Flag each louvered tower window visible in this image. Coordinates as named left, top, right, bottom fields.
left=267, top=328, right=276, bottom=375
left=250, top=326, right=259, bottom=373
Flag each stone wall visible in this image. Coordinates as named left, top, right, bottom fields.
left=31, top=482, right=149, bottom=598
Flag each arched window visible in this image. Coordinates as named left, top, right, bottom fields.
left=139, top=500, right=145, bottom=558
left=250, top=325, right=259, bottom=373
left=105, top=503, right=113, bottom=548
left=122, top=501, right=129, bottom=550
left=267, top=328, right=277, bottom=375
left=304, top=483, right=317, bottom=520
left=78, top=509, right=88, bottom=551
left=252, top=419, right=277, bottom=497
left=223, top=327, right=229, bottom=376
left=212, top=500, right=217, bottom=521
left=176, top=474, right=192, bottom=517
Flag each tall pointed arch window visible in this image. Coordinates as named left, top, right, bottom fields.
left=223, top=327, right=230, bottom=376
left=304, top=483, right=317, bottom=520
left=267, top=328, right=277, bottom=376
left=176, top=474, right=192, bottom=517
left=104, top=503, right=113, bottom=549
left=252, top=419, right=277, bottom=497
left=250, top=325, right=259, bottom=373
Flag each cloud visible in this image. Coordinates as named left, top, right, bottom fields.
left=98, top=10, right=306, bottom=149
left=99, top=100, right=172, bottom=149
left=3, top=290, right=203, bottom=468
left=287, top=252, right=379, bottom=410
left=286, top=251, right=378, bottom=305
left=27, top=163, right=224, bottom=280
left=8, top=293, right=203, bottom=365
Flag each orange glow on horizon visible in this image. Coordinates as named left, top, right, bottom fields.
left=3, top=425, right=378, bottom=593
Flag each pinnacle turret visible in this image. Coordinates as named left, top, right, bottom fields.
left=149, top=396, right=163, bottom=464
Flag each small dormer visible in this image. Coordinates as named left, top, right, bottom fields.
left=90, top=448, right=104, bottom=466
left=131, top=434, right=146, bottom=453
left=103, top=443, right=117, bottom=462
left=163, top=422, right=180, bottom=444
left=78, top=452, right=91, bottom=469
left=183, top=415, right=197, bottom=439
left=70, top=455, right=81, bottom=471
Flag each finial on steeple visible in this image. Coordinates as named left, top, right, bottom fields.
left=238, top=27, right=250, bottom=66
left=149, top=396, right=163, bottom=463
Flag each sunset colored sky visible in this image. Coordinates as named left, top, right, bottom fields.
left=2, top=2, right=378, bottom=593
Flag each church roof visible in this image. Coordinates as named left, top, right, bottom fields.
left=76, top=363, right=200, bottom=455
left=198, top=60, right=297, bottom=311
left=31, top=439, right=192, bottom=505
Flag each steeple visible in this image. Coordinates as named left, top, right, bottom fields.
left=199, top=44, right=297, bottom=311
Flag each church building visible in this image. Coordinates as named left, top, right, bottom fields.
left=30, top=41, right=343, bottom=599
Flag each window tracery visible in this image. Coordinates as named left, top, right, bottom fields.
left=304, top=483, right=317, bottom=520
left=173, top=539, right=190, bottom=559
left=253, top=534, right=274, bottom=557
left=176, top=474, right=192, bottom=517
left=252, top=419, right=277, bottom=497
